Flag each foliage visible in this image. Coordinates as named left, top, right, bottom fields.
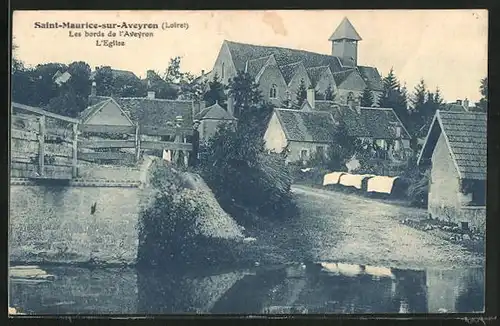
left=93, top=65, right=146, bottom=98
left=228, top=71, right=263, bottom=119
left=294, top=79, right=308, bottom=108
left=197, top=123, right=297, bottom=223
left=360, top=88, right=374, bottom=107
left=476, top=77, right=488, bottom=112
left=203, top=73, right=227, bottom=107
left=146, top=70, right=178, bottom=99
left=379, top=68, right=409, bottom=128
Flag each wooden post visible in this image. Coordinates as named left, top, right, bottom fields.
left=183, top=132, right=188, bottom=167
left=135, top=123, right=140, bottom=162
left=72, top=123, right=78, bottom=178
left=38, top=115, right=45, bottom=176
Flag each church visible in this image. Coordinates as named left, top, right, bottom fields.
left=209, top=17, right=385, bottom=107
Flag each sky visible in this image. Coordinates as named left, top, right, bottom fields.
left=12, top=10, right=488, bottom=102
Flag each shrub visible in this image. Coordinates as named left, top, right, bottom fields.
left=197, top=123, right=297, bottom=223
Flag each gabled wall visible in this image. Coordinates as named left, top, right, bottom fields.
left=264, top=112, right=288, bottom=153
left=314, top=69, right=338, bottom=99
left=210, top=42, right=238, bottom=84
left=287, top=64, right=312, bottom=99
left=257, top=56, right=288, bottom=106
left=86, top=101, right=133, bottom=126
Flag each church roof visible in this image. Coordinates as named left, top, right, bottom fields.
left=306, top=66, right=331, bottom=87
left=332, top=69, right=357, bottom=86
left=280, top=61, right=304, bottom=85
left=195, top=102, right=235, bottom=120
left=245, top=55, right=271, bottom=78
left=357, top=66, right=384, bottom=92
left=328, top=17, right=362, bottom=41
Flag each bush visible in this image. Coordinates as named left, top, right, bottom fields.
left=197, top=123, right=298, bottom=223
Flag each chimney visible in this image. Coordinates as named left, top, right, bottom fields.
left=463, top=98, right=469, bottom=110
left=227, top=96, right=235, bottom=117
left=456, top=99, right=462, bottom=105
left=147, top=91, right=155, bottom=99
left=201, top=69, right=205, bottom=76
left=192, top=100, right=205, bottom=119
left=306, top=88, right=315, bottom=109
left=91, top=81, right=97, bottom=96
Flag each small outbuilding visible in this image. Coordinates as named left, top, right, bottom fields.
left=417, top=110, right=486, bottom=233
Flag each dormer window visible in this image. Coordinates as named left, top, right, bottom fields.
left=270, top=84, right=277, bottom=99
left=347, top=92, right=354, bottom=101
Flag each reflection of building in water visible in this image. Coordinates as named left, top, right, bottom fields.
left=426, top=268, right=484, bottom=313
left=390, top=268, right=428, bottom=313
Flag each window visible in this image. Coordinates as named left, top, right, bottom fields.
left=270, top=84, right=278, bottom=99
left=395, top=126, right=401, bottom=138
left=221, top=63, right=225, bottom=79
left=300, top=149, right=308, bottom=161
left=347, top=92, right=355, bottom=102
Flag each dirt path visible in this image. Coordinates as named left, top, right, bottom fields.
left=285, top=185, right=484, bottom=270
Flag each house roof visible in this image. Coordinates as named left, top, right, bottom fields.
left=90, top=68, right=139, bottom=81
left=195, top=102, right=235, bottom=120
left=332, top=69, right=357, bottom=86
left=357, top=66, right=384, bottom=92
left=224, top=40, right=383, bottom=92
left=330, top=105, right=411, bottom=139
left=87, top=95, right=194, bottom=128
left=280, top=61, right=303, bottom=85
left=79, top=97, right=135, bottom=125
left=274, top=108, right=336, bottom=143
left=443, top=103, right=468, bottom=112
left=328, top=17, right=362, bottom=41
left=417, top=110, right=487, bottom=180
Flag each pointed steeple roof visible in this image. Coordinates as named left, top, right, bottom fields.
left=328, top=17, right=362, bottom=41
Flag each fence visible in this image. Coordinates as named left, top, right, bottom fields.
left=11, top=103, right=193, bottom=180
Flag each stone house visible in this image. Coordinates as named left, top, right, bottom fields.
left=209, top=17, right=384, bottom=108
left=263, top=105, right=337, bottom=164
left=194, top=100, right=237, bottom=141
left=417, top=110, right=487, bottom=233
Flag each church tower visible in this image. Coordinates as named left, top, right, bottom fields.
left=329, top=17, right=362, bottom=66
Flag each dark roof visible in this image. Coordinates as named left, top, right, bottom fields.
left=328, top=17, right=362, bottom=41
left=306, top=66, right=330, bottom=87
left=195, top=102, right=235, bottom=120
left=280, top=61, right=303, bottom=85
left=274, top=108, right=336, bottom=143
left=443, top=103, right=468, bottom=112
left=245, top=56, right=271, bottom=78
left=417, top=110, right=487, bottom=180
left=224, top=40, right=383, bottom=92
left=332, top=69, right=356, bottom=86
left=357, top=66, right=384, bottom=91
left=87, top=95, right=193, bottom=128
left=225, top=40, right=343, bottom=74
left=90, top=68, right=139, bottom=80
left=314, top=100, right=337, bottom=112
left=330, top=106, right=411, bottom=139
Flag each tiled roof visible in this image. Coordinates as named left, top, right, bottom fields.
left=117, top=97, right=194, bottom=128
left=306, top=66, right=330, bottom=87
left=225, top=40, right=343, bottom=74
left=87, top=95, right=193, bottom=128
left=314, top=100, right=338, bottom=112
left=332, top=69, right=356, bottom=86
left=357, top=66, right=384, bottom=91
left=245, top=56, right=271, bottom=78
left=418, top=110, right=487, bottom=180
left=280, top=61, right=303, bottom=85
left=79, top=99, right=111, bottom=122
left=443, top=103, right=468, bottom=112
left=275, top=108, right=336, bottom=143
left=224, top=40, right=383, bottom=92
left=328, top=17, right=362, bottom=41
left=195, top=102, right=235, bottom=120
left=330, top=106, right=411, bottom=139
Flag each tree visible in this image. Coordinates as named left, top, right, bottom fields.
left=295, top=79, right=307, bottom=108
left=93, top=66, right=114, bottom=96
left=360, top=88, right=374, bottom=107
left=227, top=71, right=263, bottom=120
left=409, top=78, right=428, bottom=136
left=324, top=84, right=335, bottom=101
left=379, top=68, right=410, bottom=129
left=146, top=69, right=178, bottom=99
left=203, top=73, right=226, bottom=107
left=164, top=56, right=185, bottom=84
left=476, top=77, right=488, bottom=112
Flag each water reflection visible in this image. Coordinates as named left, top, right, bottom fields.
left=9, top=263, right=484, bottom=314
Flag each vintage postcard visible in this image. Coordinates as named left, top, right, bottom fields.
left=9, top=10, right=487, bottom=315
